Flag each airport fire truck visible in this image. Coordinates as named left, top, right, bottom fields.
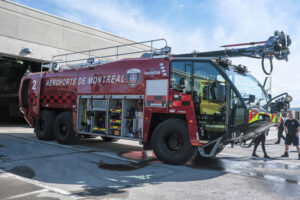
left=19, top=31, right=292, bottom=164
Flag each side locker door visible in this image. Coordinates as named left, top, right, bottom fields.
left=145, top=79, right=168, bottom=107
left=27, top=74, right=43, bottom=123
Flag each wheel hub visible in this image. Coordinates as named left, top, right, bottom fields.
left=167, top=134, right=182, bottom=151
left=60, top=124, right=68, bottom=135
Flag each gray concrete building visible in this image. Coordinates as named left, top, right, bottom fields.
left=0, top=0, right=150, bottom=121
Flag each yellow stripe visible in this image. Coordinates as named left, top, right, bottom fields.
left=93, top=127, right=105, bottom=131
left=110, top=109, right=121, bottom=112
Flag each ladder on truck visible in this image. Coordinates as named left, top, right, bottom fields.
left=41, top=39, right=170, bottom=72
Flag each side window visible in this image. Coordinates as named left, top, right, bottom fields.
left=230, top=89, right=245, bottom=126
left=193, top=62, right=225, bottom=101
left=193, top=62, right=220, bottom=80
left=170, top=61, right=192, bottom=93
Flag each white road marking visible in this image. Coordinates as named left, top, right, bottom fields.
left=4, top=189, right=49, bottom=200
left=0, top=132, right=140, bottom=164
left=0, top=169, right=76, bottom=199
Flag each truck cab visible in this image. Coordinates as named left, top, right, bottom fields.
left=166, top=57, right=283, bottom=158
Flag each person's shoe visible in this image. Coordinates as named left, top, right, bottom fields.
left=281, top=152, right=289, bottom=157
left=252, top=153, right=259, bottom=157
left=264, top=154, right=271, bottom=159
left=274, top=141, right=280, bottom=144
left=298, top=154, right=300, bottom=160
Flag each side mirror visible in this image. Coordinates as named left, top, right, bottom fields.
left=249, top=95, right=255, bottom=103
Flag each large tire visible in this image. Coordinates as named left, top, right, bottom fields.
left=152, top=118, right=194, bottom=165
left=54, top=112, right=79, bottom=144
left=34, top=110, right=56, bottom=140
left=101, top=136, right=119, bottom=142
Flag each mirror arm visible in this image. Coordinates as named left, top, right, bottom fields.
left=266, top=92, right=288, bottom=106
left=263, top=77, right=268, bottom=88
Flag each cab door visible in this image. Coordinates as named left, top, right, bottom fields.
left=192, top=61, right=227, bottom=138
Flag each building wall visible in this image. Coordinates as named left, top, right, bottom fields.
left=0, top=0, right=148, bottom=62
left=0, top=0, right=151, bottom=121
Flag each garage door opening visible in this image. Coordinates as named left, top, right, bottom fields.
left=0, top=55, right=42, bottom=123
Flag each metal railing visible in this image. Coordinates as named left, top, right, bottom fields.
left=43, top=39, right=169, bottom=72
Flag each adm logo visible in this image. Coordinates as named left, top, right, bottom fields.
left=127, top=68, right=141, bottom=87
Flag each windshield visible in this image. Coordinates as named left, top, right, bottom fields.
left=226, top=68, right=268, bottom=107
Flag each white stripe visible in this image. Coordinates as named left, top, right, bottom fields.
left=0, top=169, right=75, bottom=198
left=0, top=133, right=140, bottom=163
left=5, top=189, right=49, bottom=200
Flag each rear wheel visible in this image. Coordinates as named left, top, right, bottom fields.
left=152, top=118, right=194, bottom=165
left=54, top=112, right=79, bottom=144
left=34, top=110, right=56, bottom=140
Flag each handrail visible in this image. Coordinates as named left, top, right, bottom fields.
left=46, top=38, right=168, bottom=71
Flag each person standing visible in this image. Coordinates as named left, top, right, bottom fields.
left=281, top=110, right=300, bottom=159
left=252, top=129, right=270, bottom=158
left=275, top=114, right=286, bottom=144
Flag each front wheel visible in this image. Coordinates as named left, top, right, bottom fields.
left=152, top=118, right=194, bottom=165
left=54, top=112, right=79, bottom=144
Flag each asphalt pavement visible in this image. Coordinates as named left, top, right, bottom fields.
left=0, top=124, right=300, bottom=200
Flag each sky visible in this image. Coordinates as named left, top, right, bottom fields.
left=15, top=0, right=300, bottom=107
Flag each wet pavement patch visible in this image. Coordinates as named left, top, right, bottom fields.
left=225, top=168, right=300, bottom=185
left=7, top=165, right=35, bottom=179
left=98, top=161, right=148, bottom=171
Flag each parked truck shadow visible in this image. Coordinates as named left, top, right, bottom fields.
left=3, top=132, right=300, bottom=198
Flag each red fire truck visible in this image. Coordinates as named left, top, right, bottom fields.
left=19, top=32, right=292, bottom=164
